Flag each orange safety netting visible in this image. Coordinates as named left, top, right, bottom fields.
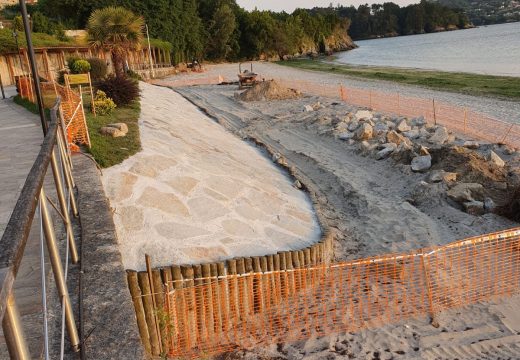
left=274, top=78, right=520, bottom=150
left=157, top=228, right=520, bottom=359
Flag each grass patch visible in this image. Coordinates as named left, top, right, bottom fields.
left=278, top=59, right=520, bottom=99
left=13, top=95, right=51, bottom=118
left=86, top=101, right=141, bottom=168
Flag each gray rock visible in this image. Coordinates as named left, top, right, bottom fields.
left=376, top=143, right=397, bottom=160
left=484, top=197, right=496, bottom=212
left=419, top=128, right=431, bottom=139
left=428, top=170, right=457, bottom=183
left=107, top=122, right=128, bottom=134
left=355, top=123, right=373, bottom=141
left=447, top=183, right=484, bottom=203
left=386, top=121, right=396, bottom=129
left=488, top=150, right=505, bottom=167
left=339, top=131, right=355, bottom=141
left=396, top=119, right=411, bottom=133
left=355, top=110, right=373, bottom=120
left=293, top=180, right=302, bottom=189
left=429, top=126, right=449, bottom=144
left=463, top=140, right=480, bottom=149
left=387, top=130, right=407, bottom=145
left=403, top=129, right=420, bottom=139
left=411, top=116, right=426, bottom=126
left=411, top=155, right=432, bottom=172
left=359, top=140, right=378, bottom=155
left=464, top=201, right=485, bottom=215
left=100, top=126, right=125, bottom=137
left=348, top=120, right=360, bottom=131
left=373, top=122, right=389, bottom=135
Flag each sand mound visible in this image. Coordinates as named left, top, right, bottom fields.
left=238, top=80, right=301, bottom=102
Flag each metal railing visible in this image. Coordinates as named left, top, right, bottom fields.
left=0, top=98, right=81, bottom=359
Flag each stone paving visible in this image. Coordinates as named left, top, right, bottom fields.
left=102, top=82, right=321, bottom=271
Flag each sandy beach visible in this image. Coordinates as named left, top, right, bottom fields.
left=164, top=63, right=519, bottom=359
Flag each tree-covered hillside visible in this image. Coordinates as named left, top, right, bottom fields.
left=433, top=0, right=520, bottom=25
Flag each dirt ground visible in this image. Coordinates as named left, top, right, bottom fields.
left=169, top=80, right=520, bottom=360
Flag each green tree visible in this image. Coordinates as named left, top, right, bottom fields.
left=206, top=4, right=236, bottom=60
left=86, top=6, right=144, bottom=78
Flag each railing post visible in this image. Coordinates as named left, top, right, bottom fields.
left=420, top=252, right=439, bottom=328
left=50, top=150, right=79, bottom=264
left=2, top=293, right=31, bottom=360
left=39, top=188, right=81, bottom=352
left=56, top=128, right=78, bottom=217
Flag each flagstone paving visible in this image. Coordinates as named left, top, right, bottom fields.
left=102, top=82, right=321, bottom=271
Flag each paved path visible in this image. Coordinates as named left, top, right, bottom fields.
left=102, top=82, right=321, bottom=271
left=0, top=90, right=50, bottom=358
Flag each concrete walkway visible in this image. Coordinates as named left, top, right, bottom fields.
left=102, top=82, right=321, bottom=271
left=0, top=89, right=49, bottom=357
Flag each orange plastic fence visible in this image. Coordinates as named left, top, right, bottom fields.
left=23, top=82, right=91, bottom=151
left=156, top=228, right=520, bottom=359
left=274, top=78, right=520, bottom=150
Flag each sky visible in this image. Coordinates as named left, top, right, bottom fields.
left=236, top=0, right=419, bottom=13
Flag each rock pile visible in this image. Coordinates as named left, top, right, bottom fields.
left=322, top=108, right=519, bottom=217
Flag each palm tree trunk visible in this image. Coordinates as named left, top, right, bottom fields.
left=112, top=51, right=125, bottom=78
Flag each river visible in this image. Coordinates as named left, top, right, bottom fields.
left=335, top=22, right=520, bottom=77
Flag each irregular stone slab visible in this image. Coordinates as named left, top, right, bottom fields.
left=463, top=140, right=480, bottom=149
left=181, top=246, right=228, bottom=262
left=488, top=150, right=505, bottom=167
left=118, top=206, right=144, bottom=232
left=428, top=170, right=457, bottom=183
left=396, top=119, right=411, bottom=133
left=355, top=110, right=373, bottom=120
left=105, top=172, right=137, bottom=202
left=447, top=183, right=484, bottom=203
left=355, top=122, right=373, bottom=140
left=463, top=200, right=485, bottom=215
left=155, top=222, right=211, bottom=239
left=429, top=126, right=449, bottom=144
left=137, top=187, right=190, bottom=217
left=188, top=196, right=230, bottom=221
left=376, top=143, right=397, bottom=160
left=167, top=176, right=198, bottom=196
left=222, top=219, right=257, bottom=237
left=411, top=155, right=432, bottom=172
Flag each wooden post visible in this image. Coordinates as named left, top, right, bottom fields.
left=236, top=258, right=248, bottom=319
left=226, top=259, right=239, bottom=332
left=192, top=264, right=205, bottom=343
left=252, top=257, right=265, bottom=314
left=145, top=255, right=163, bottom=354
left=464, top=107, right=468, bottom=134
left=6, top=55, right=15, bottom=84
left=88, top=72, right=96, bottom=116
left=369, top=90, right=372, bottom=109
left=420, top=252, right=439, bottom=328
left=210, top=263, right=223, bottom=336
left=433, top=99, right=437, bottom=126
left=137, top=271, right=161, bottom=355
left=180, top=265, right=195, bottom=349
left=397, top=93, right=400, bottom=116
left=151, top=269, right=167, bottom=354
left=201, top=263, right=215, bottom=339
left=127, top=271, right=152, bottom=354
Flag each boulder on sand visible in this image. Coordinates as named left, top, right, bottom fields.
left=355, top=123, right=373, bottom=141
left=447, top=183, right=484, bottom=203
left=411, top=155, right=432, bottom=172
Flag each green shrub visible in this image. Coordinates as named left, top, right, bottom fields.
left=66, top=56, right=81, bottom=71
left=87, top=58, right=108, bottom=80
left=126, top=69, right=142, bottom=81
left=70, top=59, right=91, bottom=74
left=93, top=90, right=116, bottom=115
left=56, top=69, right=68, bottom=85
left=96, top=75, right=140, bottom=106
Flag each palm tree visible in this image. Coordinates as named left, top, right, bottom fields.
left=87, top=7, right=144, bottom=78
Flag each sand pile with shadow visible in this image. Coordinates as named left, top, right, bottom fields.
left=238, top=80, right=301, bottom=101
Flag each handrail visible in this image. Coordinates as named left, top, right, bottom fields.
left=0, top=97, right=81, bottom=358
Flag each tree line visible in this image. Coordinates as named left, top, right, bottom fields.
left=2, top=0, right=471, bottom=62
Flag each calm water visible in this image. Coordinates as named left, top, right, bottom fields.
left=335, top=22, right=520, bottom=77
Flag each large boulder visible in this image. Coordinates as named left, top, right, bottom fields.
left=429, top=126, right=449, bottom=144
left=100, top=126, right=126, bottom=137
left=355, top=123, right=373, bottom=140
left=447, top=183, right=484, bottom=203
left=387, top=130, right=407, bottom=145
left=411, top=155, right=432, bottom=172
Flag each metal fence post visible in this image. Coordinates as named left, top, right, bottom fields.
left=2, top=293, right=31, bottom=360
left=50, top=150, right=79, bottom=264
left=56, top=128, right=78, bottom=217
left=39, top=188, right=81, bottom=352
